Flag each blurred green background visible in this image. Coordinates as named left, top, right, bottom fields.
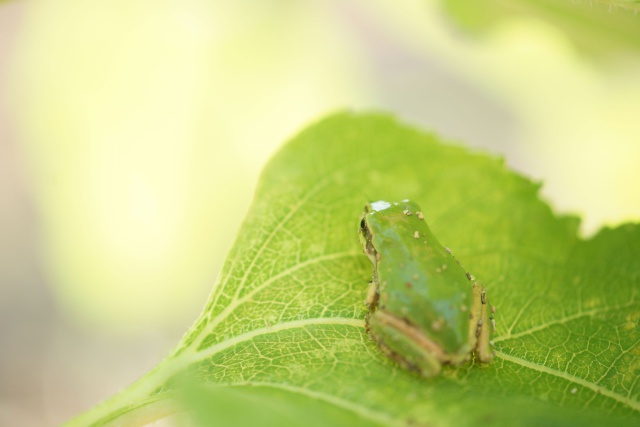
left=1, top=0, right=639, bottom=425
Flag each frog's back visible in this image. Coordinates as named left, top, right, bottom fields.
left=365, top=200, right=474, bottom=355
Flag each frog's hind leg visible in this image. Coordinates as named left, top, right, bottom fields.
left=469, top=282, right=494, bottom=363
left=367, top=310, right=443, bottom=377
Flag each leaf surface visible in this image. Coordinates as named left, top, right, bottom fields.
left=67, top=113, right=640, bottom=427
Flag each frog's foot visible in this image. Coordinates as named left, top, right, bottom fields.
left=367, top=310, right=443, bottom=377
left=470, top=282, right=494, bottom=363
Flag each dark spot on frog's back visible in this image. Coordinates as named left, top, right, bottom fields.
left=405, top=282, right=412, bottom=289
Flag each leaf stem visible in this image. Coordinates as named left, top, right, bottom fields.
left=61, top=363, right=177, bottom=427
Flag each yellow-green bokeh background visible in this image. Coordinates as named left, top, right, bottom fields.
left=1, top=0, right=640, bottom=425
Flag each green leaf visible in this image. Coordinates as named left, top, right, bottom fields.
left=65, top=113, right=640, bottom=427
left=440, top=0, right=640, bottom=57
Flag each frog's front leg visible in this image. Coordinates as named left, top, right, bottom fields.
left=365, top=281, right=378, bottom=310
left=367, top=310, right=444, bottom=377
left=469, top=282, right=494, bottom=363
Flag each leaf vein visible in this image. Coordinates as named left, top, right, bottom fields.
left=224, top=381, right=402, bottom=427
left=186, top=317, right=365, bottom=366
left=493, top=300, right=638, bottom=343
left=495, top=350, right=640, bottom=412
left=198, top=251, right=361, bottom=345
left=230, top=178, right=332, bottom=298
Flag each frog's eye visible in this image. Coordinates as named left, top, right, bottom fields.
left=360, top=218, right=366, bottom=230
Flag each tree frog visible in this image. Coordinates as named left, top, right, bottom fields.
left=358, top=200, right=493, bottom=377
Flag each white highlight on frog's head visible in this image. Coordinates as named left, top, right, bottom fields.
left=369, top=200, right=392, bottom=212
